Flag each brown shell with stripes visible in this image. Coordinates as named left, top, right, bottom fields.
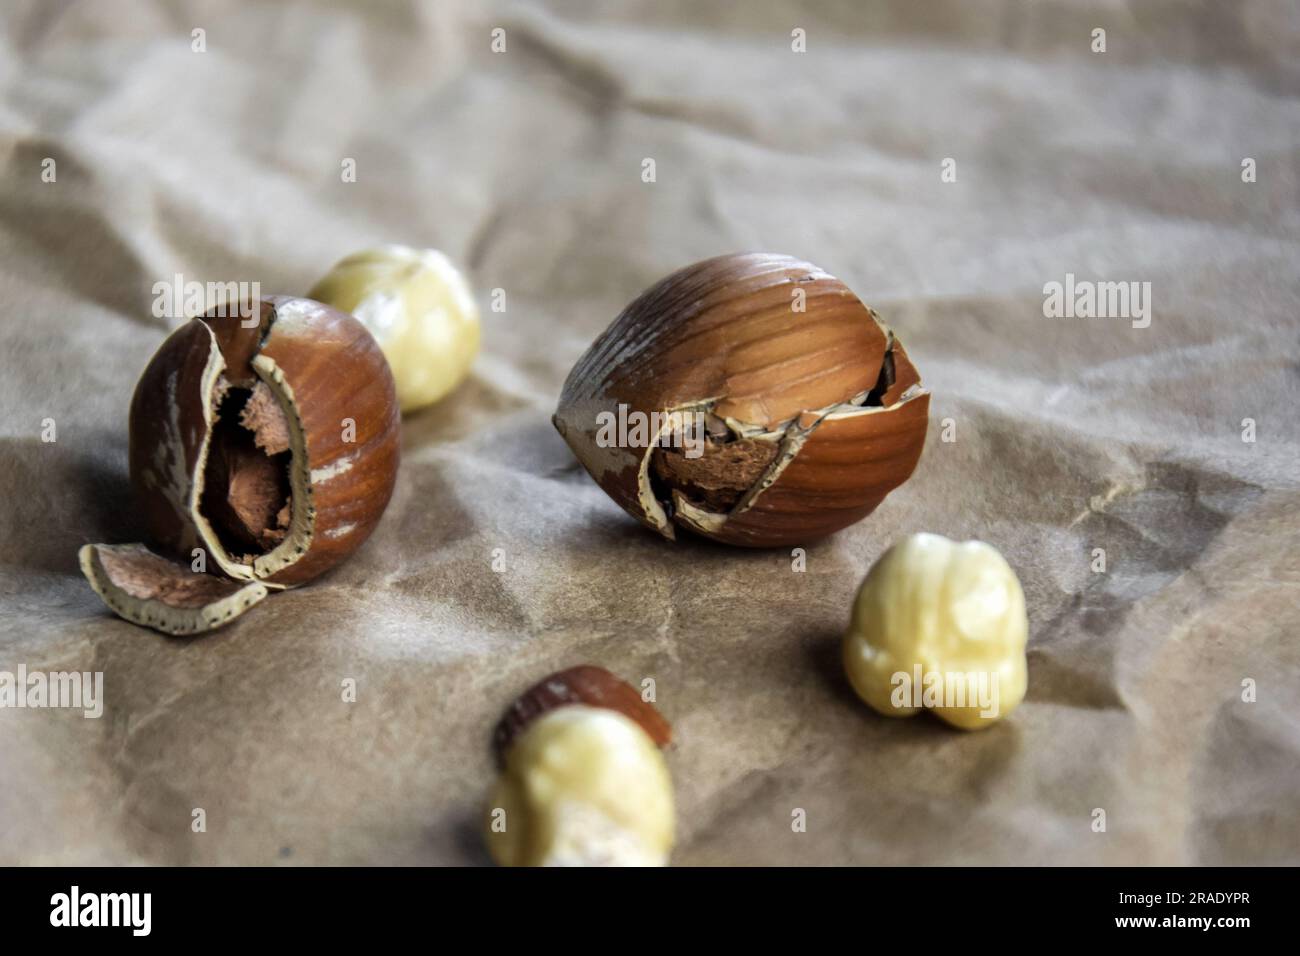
left=552, top=253, right=929, bottom=547
left=80, top=296, right=399, bottom=634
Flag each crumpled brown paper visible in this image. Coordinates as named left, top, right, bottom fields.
left=1, top=0, right=1298, bottom=865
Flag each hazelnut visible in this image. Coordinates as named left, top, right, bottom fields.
left=842, top=533, right=1028, bottom=730
left=485, top=667, right=674, bottom=867
left=80, top=296, right=400, bottom=634
left=308, top=244, right=480, bottom=413
left=553, top=253, right=929, bottom=547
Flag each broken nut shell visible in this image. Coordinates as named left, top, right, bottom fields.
left=79, top=542, right=269, bottom=636
left=81, top=295, right=400, bottom=634
left=553, top=253, right=929, bottom=547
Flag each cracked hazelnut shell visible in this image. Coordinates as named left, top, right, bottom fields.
left=80, top=296, right=400, bottom=634
left=553, top=253, right=929, bottom=547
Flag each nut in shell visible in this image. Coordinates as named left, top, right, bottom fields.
left=80, top=296, right=401, bottom=635
left=553, top=253, right=929, bottom=547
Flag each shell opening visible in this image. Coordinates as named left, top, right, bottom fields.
left=198, top=377, right=293, bottom=563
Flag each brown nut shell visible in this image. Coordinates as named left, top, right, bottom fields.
left=79, top=543, right=268, bottom=636
left=493, top=665, right=672, bottom=765
left=553, top=253, right=929, bottom=547
left=82, top=296, right=400, bottom=634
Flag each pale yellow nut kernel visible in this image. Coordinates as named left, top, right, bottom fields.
left=843, top=532, right=1028, bottom=730
left=484, top=705, right=675, bottom=867
left=309, top=244, right=480, bottom=413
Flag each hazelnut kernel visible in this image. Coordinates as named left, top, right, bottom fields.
left=485, top=705, right=675, bottom=867
left=843, top=532, right=1029, bottom=730
left=309, top=244, right=480, bottom=413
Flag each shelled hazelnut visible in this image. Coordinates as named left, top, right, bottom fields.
left=843, top=533, right=1029, bottom=730
left=484, top=666, right=675, bottom=867
left=309, top=245, right=480, bottom=413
